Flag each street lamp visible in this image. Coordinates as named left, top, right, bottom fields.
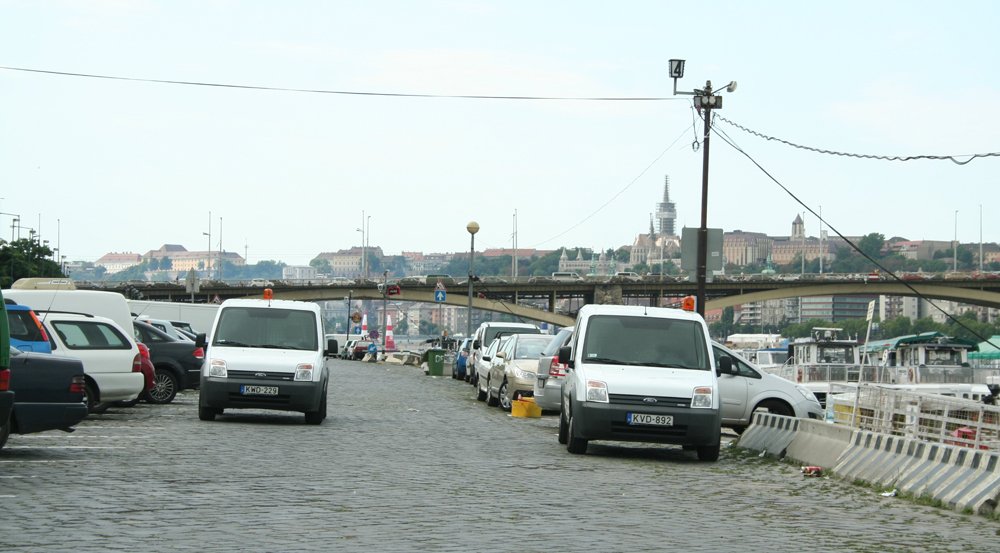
left=344, top=290, right=353, bottom=344
left=669, top=59, right=736, bottom=317
left=466, top=221, right=480, bottom=344
left=953, top=210, right=958, bottom=272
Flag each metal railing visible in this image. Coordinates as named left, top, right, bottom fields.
left=826, top=383, right=1000, bottom=451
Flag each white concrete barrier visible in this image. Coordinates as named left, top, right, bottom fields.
left=736, top=412, right=800, bottom=458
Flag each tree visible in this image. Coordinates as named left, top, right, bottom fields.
left=0, top=238, right=65, bottom=287
left=310, top=258, right=333, bottom=275
left=857, top=233, right=886, bottom=259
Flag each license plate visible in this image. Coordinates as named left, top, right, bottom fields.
left=241, top=385, right=278, bottom=396
left=627, top=413, right=673, bottom=426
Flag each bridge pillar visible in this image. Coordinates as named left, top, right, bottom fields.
left=549, top=291, right=556, bottom=312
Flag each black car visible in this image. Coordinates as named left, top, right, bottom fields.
left=3, top=347, right=88, bottom=449
left=133, top=320, right=205, bottom=404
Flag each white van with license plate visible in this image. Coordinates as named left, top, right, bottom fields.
left=197, top=297, right=337, bottom=424
left=558, top=304, right=732, bottom=461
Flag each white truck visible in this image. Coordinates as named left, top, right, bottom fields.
left=127, top=300, right=220, bottom=335
left=557, top=304, right=732, bottom=461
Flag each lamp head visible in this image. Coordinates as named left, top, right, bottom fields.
left=726, top=81, right=737, bottom=93
left=467, top=221, right=480, bottom=235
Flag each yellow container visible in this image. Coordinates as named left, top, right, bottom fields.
left=512, top=398, right=542, bottom=418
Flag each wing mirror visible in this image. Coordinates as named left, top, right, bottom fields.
left=558, top=345, right=572, bottom=367
left=195, top=333, right=207, bottom=348
left=717, top=356, right=734, bottom=376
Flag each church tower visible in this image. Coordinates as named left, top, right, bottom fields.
left=655, top=175, right=677, bottom=236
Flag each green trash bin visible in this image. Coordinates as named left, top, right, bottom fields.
left=426, top=348, right=446, bottom=376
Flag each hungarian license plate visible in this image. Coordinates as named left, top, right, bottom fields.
left=627, top=413, right=673, bottom=426
left=240, top=385, right=278, bottom=396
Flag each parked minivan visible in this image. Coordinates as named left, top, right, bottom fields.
left=557, top=304, right=732, bottom=461
left=197, top=296, right=336, bottom=424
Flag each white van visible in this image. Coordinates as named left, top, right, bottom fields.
left=557, top=304, right=732, bottom=461
left=197, top=297, right=337, bottom=424
left=5, top=289, right=136, bottom=336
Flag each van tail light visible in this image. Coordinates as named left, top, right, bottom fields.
left=132, top=353, right=143, bottom=373
left=30, top=311, right=50, bottom=342
left=0, top=368, right=10, bottom=392
left=548, top=357, right=568, bottom=378
left=70, top=375, right=86, bottom=394
left=193, top=346, right=205, bottom=360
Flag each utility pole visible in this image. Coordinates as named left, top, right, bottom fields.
left=669, top=59, right=735, bottom=318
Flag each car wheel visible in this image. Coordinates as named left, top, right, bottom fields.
left=557, top=411, right=569, bottom=444
left=566, top=409, right=587, bottom=454
left=146, top=371, right=179, bottom=404
left=198, top=405, right=220, bottom=421
left=305, top=391, right=327, bottom=425
left=476, top=380, right=487, bottom=402
left=114, top=398, right=140, bottom=408
left=754, top=399, right=793, bottom=418
left=697, top=443, right=720, bottom=462
left=485, top=378, right=499, bottom=407
left=498, top=380, right=512, bottom=412
left=0, top=419, right=10, bottom=449
left=82, top=382, right=108, bottom=414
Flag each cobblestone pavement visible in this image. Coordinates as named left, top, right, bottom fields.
left=2, top=359, right=999, bottom=552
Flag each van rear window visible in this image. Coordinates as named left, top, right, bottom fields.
left=213, top=307, right=318, bottom=351
left=581, top=315, right=709, bottom=370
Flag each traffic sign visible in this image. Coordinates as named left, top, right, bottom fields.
left=434, top=290, right=446, bottom=303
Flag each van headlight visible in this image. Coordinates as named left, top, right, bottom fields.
left=586, top=380, right=609, bottom=403
left=691, top=386, right=713, bottom=408
left=208, top=359, right=227, bottom=378
left=294, top=363, right=315, bottom=381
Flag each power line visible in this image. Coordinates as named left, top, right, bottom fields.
left=0, top=65, right=689, bottom=102
left=716, top=115, right=1000, bottom=165
left=710, top=120, right=999, bottom=350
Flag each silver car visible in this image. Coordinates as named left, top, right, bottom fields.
left=485, top=333, right=555, bottom=411
left=532, top=327, right=574, bottom=412
left=713, top=342, right=824, bottom=432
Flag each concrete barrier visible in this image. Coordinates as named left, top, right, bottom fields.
left=736, top=415, right=1000, bottom=516
left=736, top=412, right=800, bottom=458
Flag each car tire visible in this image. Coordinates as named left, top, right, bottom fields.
left=146, top=371, right=179, bottom=404
left=498, top=380, right=512, bottom=412
left=557, top=411, right=569, bottom=444
left=198, top=406, right=220, bottom=421
left=696, top=443, right=720, bottom=462
left=0, top=419, right=10, bottom=449
left=754, top=399, right=793, bottom=418
left=305, top=391, right=327, bottom=425
left=476, top=381, right=487, bottom=402
left=566, top=409, right=587, bottom=454
left=114, top=398, right=141, bottom=408
left=485, top=378, right=499, bottom=407
left=83, top=382, right=108, bottom=414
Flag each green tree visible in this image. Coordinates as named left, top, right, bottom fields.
left=310, top=258, right=333, bottom=274
left=0, top=238, right=64, bottom=287
left=857, top=233, right=886, bottom=259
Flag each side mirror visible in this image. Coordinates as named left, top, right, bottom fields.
left=195, top=333, right=207, bottom=348
left=717, top=356, right=734, bottom=376
left=495, top=351, right=507, bottom=359
left=473, top=340, right=480, bottom=350
left=326, top=338, right=338, bottom=357
left=482, top=356, right=491, bottom=362
left=558, top=345, right=571, bottom=366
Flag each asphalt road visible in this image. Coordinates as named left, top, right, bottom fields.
left=1, top=358, right=998, bottom=552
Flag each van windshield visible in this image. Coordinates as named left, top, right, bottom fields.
left=213, top=307, right=318, bottom=351
left=483, top=326, right=539, bottom=345
left=581, top=315, right=709, bottom=370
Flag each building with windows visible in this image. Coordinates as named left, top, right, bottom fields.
left=95, top=252, right=143, bottom=274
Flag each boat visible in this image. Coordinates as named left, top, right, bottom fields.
left=765, top=328, right=862, bottom=406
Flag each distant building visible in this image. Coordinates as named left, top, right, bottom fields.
left=283, top=265, right=317, bottom=280
left=95, top=252, right=143, bottom=274
left=886, top=239, right=953, bottom=261
left=557, top=248, right=619, bottom=276
left=723, top=231, right=773, bottom=267
left=799, top=295, right=877, bottom=322
left=315, top=246, right=384, bottom=278
left=655, top=176, right=677, bottom=236
left=401, top=251, right=454, bottom=274
left=770, top=215, right=836, bottom=267
left=142, top=244, right=245, bottom=274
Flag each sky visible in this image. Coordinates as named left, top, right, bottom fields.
left=1, top=1, right=998, bottom=267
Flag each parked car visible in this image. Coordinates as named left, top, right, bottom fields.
left=2, top=346, right=89, bottom=448
left=115, top=342, right=157, bottom=408
left=452, top=338, right=472, bottom=380
left=4, top=300, right=52, bottom=353
left=469, top=322, right=540, bottom=386
left=351, top=340, right=374, bottom=360
left=133, top=319, right=205, bottom=404
left=551, top=272, right=584, bottom=282
left=485, top=333, right=555, bottom=411
left=557, top=304, right=732, bottom=461
left=1, top=294, right=13, bottom=448
left=474, top=337, right=508, bottom=402
left=135, top=315, right=193, bottom=342
left=610, top=271, right=642, bottom=282
left=339, top=339, right=358, bottom=360
left=533, top=326, right=575, bottom=412
left=712, top=342, right=824, bottom=432
left=38, top=312, right=144, bottom=413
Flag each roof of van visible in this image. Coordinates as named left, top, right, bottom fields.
left=219, top=298, right=321, bottom=312
left=476, top=321, right=537, bottom=329
left=576, top=303, right=705, bottom=323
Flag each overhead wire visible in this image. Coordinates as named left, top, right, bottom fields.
left=708, top=113, right=1000, bottom=350
left=0, top=65, right=689, bottom=102
left=715, top=114, right=1000, bottom=165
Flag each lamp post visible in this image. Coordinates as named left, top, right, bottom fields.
left=345, top=290, right=353, bottom=344
left=466, top=221, right=480, bottom=343
left=669, top=59, right=735, bottom=318
left=203, top=210, right=212, bottom=280
left=953, top=210, right=958, bottom=272
left=382, top=270, right=389, bottom=348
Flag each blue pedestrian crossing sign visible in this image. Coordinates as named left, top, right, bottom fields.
left=434, top=290, right=446, bottom=303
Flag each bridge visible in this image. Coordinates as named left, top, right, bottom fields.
left=95, top=274, right=1000, bottom=326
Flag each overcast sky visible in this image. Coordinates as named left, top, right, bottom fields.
left=1, top=1, right=997, bottom=267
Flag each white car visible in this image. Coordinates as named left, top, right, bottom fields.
left=474, top=337, right=507, bottom=402
left=712, top=342, right=824, bottom=432
left=40, top=312, right=144, bottom=412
